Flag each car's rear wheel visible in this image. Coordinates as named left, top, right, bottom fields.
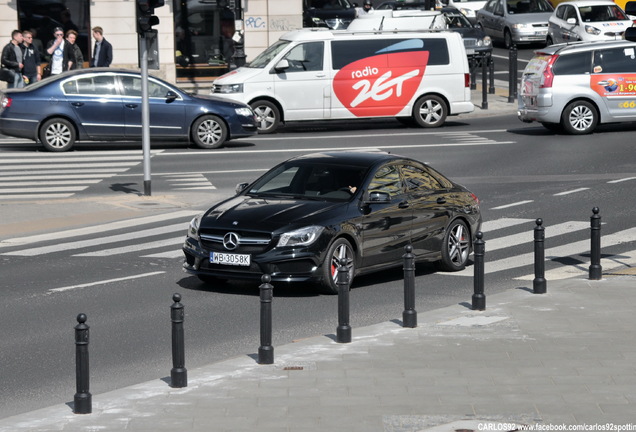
left=412, top=95, right=447, bottom=128
left=561, top=100, right=598, bottom=135
left=39, top=118, right=76, bottom=152
left=437, top=219, right=470, bottom=272
left=320, top=238, right=355, bottom=294
left=250, top=100, right=280, bottom=134
left=191, top=115, right=228, bottom=149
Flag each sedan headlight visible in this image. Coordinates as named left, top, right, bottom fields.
left=512, top=23, right=530, bottom=29
left=481, top=36, right=492, bottom=47
left=215, top=83, right=243, bottom=94
left=277, top=226, right=324, bottom=247
left=585, top=25, right=601, bottom=35
left=187, top=214, right=203, bottom=240
left=235, top=107, right=253, bottom=117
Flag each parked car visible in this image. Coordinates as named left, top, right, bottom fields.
left=303, top=0, right=357, bottom=29
left=476, top=0, right=554, bottom=48
left=518, top=30, right=636, bottom=134
left=0, top=68, right=257, bottom=152
left=367, top=3, right=493, bottom=58
left=547, top=0, right=631, bottom=45
left=183, top=151, right=482, bottom=294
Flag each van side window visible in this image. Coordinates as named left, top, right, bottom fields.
left=553, top=52, right=591, bottom=75
left=594, top=48, right=636, bottom=74
left=283, top=42, right=324, bottom=72
left=331, top=38, right=449, bottom=70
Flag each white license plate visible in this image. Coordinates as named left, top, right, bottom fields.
left=210, top=252, right=251, bottom=266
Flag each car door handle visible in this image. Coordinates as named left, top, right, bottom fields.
left=125, top=104, right=139, bottom=108
left=437, top=197, right=446, bottom=204
left=399, top=201, right=410, bottom=209
left=71, top=102, right=84, bottom=107
left=315, top=73, right=326, bottom=78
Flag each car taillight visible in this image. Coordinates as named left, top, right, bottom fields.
left=471, top=193, right=480, bottom=205
left=1, top=96, right=11, bottom=109
left=540, top=55, right=558, bottom=89
left=465, top=73, right=470, bottom=88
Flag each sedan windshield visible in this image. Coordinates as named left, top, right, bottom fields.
left=578, top=5, right=627, bottom=21
left=248, top=162, right=368, bottom=201
left=507, top=0, right=552, bottom=14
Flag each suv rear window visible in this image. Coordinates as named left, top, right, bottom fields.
left=331, top=38, right=449, bottom=70
left=553, top=52, right=591, bottom=75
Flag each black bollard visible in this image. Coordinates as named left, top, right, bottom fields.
left=472, top=232, right=486, bottom=311
left=402, top=244, right=417, bottom=328
left=589, top=207, right=602, bottom=280
left=470, top=56, right=477, bottom=90
left=74, top=313, right=91, bottom=414
left=481, top=52, right=488, bottom=110
left=336, top=259, right=352, bottom=343
left=507, top=45, right=518, bottom=103
left=533, top=219, right=547, bottom=294
left=258, top=275, right=274, bottom=364
left=170, top=293, right=187, bottom=388
left=488, top=53, right=495, bottom=94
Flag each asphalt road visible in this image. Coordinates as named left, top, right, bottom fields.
left=2, top=99, right=636, bottom=418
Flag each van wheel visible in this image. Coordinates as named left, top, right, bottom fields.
left=413, top=95, right=447, bottom=128
left=561, top=100, right=598, bottom=135
left=250, top=100, right=280, bottom=134
left=39, top=118, right=76, bottom=152
left=504, top=29, right=514, bottom=49
left=191, top=115, right=228, bottom=149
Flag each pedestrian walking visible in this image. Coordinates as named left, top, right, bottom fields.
left=65, top=30, right=83, bottom=70
left=1, top=30, right=25, bottom=88
left=90, top=26, right=112, bottom=67
left=21, top=30, right=42, bottom=85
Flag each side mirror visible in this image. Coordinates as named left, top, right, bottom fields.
left=273, top=59, right=290, bottom=73
left=625, top=0, right=636, bottom=15
left=625, top=26, right=636, bottom=42
left=366, top=191, right=391, bottom=203
left=166, top=91, right=178, bottom=103
left=235, top=182, right=249, bottom=194
left=566, top=17, right=577, bottom=25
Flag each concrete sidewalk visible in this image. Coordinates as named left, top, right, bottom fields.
left=1, top=276, right=635, bottom=431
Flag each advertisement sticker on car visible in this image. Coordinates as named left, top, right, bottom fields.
left=211, top=252, right=251, bottom=266
left=591, top=74, right=636, bottom=97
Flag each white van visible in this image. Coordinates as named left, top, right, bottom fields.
left=211, top=28, right=474, bottom=133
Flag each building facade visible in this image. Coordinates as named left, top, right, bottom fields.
left=1, top=0, right=301, bottom=89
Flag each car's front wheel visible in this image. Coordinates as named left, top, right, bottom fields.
left=504, top=29, right=514, bottom=49
left=561, top=100, right=598, bottom=135
left=39, top=118, right=76, bottom=152
left=250, top=100, right=280, bottom=134
left=437, top=219, right=471, bottom=272
left=191, top=115, right=228, bottom=149
left=320, top=238, right=355, bottom=294
left=412, top=95, right=447, bottom=128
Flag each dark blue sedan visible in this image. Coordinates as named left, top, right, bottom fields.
left=0, top=68, right=257, bottom=151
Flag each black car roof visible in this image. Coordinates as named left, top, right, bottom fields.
left=288, top=151, right=409, bottom=166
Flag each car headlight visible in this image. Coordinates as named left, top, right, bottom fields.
left=277, top=226, right=324, bottom=247
left=512, top=23, right=530, bottom=29
left=585, top=25, right=601, bottom=35
left=216, top=84, right=243, bottom=94
left=187, top=214, right=202, bottom=240
left=482, top=36, right=492, bottom=46
left=235, top=107, right=253, bottom=117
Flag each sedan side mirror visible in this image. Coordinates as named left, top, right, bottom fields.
left=166, top=91, right=178, bottom=103
left=235, top=182, right=249, bottom=194
left=366, top=191, right=391, bottom=203
left=625, top=0, right=636, bottom=15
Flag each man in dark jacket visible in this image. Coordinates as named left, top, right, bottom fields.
left=1, top=30, right=24, bottom=88
left=21, top=30, right=41, bottom=85
left=90, top=26, right=113, bottom=67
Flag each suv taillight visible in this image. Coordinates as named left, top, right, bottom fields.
left=540, top=55, right=559, bottom=88
left=465, top=73, right=470, bottom=88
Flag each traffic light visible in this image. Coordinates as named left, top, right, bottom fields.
left=136, top=0, right=164, bottom=35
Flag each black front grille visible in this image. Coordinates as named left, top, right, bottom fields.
left=199, top=229, right=272, bottom=254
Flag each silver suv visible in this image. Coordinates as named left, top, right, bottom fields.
left=518, top=33, right=636, bottom=134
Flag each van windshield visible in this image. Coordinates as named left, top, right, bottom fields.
left=248, top=40, right=292, bottom=68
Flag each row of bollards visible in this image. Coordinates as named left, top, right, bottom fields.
left=72, top=207, right=605, bottom=413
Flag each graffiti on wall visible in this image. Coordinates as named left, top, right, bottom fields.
left=245, top=15, right=301, bottom=31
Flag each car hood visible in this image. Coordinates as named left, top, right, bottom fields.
left=193, top=93, right=247, bottom=107
left=200, top=196, right=348, bottom=232
left=214, top=67, right=265, bottom=85
left=507, top=12, right=553, bottom=24
left=451, top=27, right=489, bottom=39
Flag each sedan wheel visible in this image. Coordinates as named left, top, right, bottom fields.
left=561, top=100, right=598, bottom=135
left=250, top=100, right=280, bottom=134
left=39, top=118, right=76, bottom=152
left=321, top=238, right=355, bottom=294
left=438, top=219, right=470, bottom=272
left=412, top=95, right=447, bottom=128
left=504, top=29, right=514, bottom=49
left=191, top=115, right=228, bottom=149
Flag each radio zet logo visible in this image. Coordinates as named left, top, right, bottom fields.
left=333, top=51, right=429, bottom=117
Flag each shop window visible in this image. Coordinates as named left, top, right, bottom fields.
left=18, top=0, right=90, bottom=67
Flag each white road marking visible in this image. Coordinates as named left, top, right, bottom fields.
left=48, top=271, right=165, bottom=293
left=553, top=188, right=590, bottom=196
left=490, top=200, right=534, bottom=210
left=75, top=237, right=183, bottom=257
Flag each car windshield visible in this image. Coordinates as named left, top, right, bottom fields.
left=579, top=5, right=627, bottom=21
left=248, top=162, right=368, bottom=201
left=248, top=40, right=292, bottom=68
left=445, top=11, right=474, bottom=27
left=507, top=0, right=552, bottom=14
left=308, top=0, right=353, bottom=8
